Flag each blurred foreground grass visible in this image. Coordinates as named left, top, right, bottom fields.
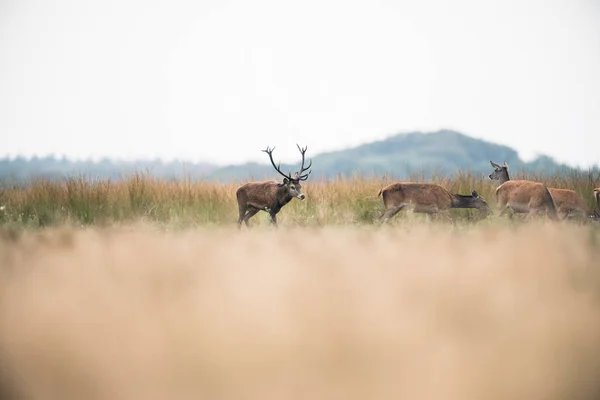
left=1, top=223, right=600, bottom=399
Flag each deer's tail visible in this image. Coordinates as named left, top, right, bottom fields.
left=377, top=188, right=383, bottom=197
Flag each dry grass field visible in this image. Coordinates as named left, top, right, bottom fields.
left=0, top=170, right=597, bottom=228
left=1, top=173, right=600, bottom=399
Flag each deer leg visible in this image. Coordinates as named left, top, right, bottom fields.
left=525, top=211, right=538, bottom=222
left=528, top=207, right=548, bottom=221
left=269, top=212, right=278, bottom=227
left=569, top=209, right=586, bottom=222
left=428, top=212, right=440, bottom=223
left=380, top=206, right=404, bottom=224
left=499, top=206, right=513, bottom=219
left=243, top=207, right=260, bottom=227
left=439, top=210, right=454, bottom=225
left=237, top=202, right=248, bottom=228
left=428, top=211, right=453, bottom=225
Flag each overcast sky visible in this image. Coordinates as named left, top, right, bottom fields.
left=1, top=0, right=599, bottom=167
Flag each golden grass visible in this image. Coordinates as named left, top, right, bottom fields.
left=1, top=224, right=600, bottom=399
left=0, top=170, right=598, bottom=228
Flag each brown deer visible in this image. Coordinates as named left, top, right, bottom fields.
left=236, top=145, right=312, bottom=228
left=546, top=188, right=590, bottom=220
left=378, top=183, right=491, bottom=224
left=488, top=160, right=558, bottom=220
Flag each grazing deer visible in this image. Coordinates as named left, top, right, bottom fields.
left=488, top=160, right=558, bottom=220
left=236, top=145, right=312, bottom=228
left=377, top=183, right=491, bottom=224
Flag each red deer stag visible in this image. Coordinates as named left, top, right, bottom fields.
left=378, top=183, right=491, bottom=224
left=236, top=145, right=312, bottom=228
left=488, top=160, right=557, bottom=220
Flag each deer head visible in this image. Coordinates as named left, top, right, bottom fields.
left=489, top=160, right=509, bottom=183
left=452, top=189, right=491, bottom=215
left=262, top=144, right=312, bottom=200
left=470, top=189, right=491, bottom=214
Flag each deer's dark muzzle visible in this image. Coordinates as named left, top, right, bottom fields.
left=298, top=194, right=306, bottom=200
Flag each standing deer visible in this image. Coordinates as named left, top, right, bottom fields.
left=236, top=145, right=312, bottom=228
left=378, top=183, right=491, bottom=224
left=488, top=160, right=558, bottom=220
left=546, top=188, right=590, bottom=220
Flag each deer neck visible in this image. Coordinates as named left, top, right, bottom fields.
left=498, top=169, right=510, bottom=184
left=276, top=185, right=293, bottom=208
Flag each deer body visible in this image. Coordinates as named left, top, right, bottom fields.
left=237, top=180, right=302, bottom=226
left=378, top=182, right=490, bottom=223
left=488, top=161, right=557, bottom=220
left=237, top=145, right=311, bottom=228
left=547, top=188, right=589, bottom=220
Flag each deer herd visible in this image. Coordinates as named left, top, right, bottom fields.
left=236, top=146, right=600, bottom=228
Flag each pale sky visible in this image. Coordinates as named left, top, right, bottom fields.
left=1, top=0, right=599, bottom=167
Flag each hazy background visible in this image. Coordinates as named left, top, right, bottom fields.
left=1, top=0, right=599, bottom=168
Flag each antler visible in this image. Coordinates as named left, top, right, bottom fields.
left=296, top=144, right=312, bottom=181
left=262, top=146, right=293, bottom=181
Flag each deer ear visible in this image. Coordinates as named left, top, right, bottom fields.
left=503, top=161, right=508, bottom=169
left=283, top=178, right=289, bottom=184
left=490, top=160, right=499, bottom=168
left=471, top=189, right=479, bottom=198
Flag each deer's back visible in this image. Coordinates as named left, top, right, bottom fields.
left=237, top=181, right=280, bottom=206
left=495, top=180, right=553, bottom=206
left=380, top=182, right=453, bottom=209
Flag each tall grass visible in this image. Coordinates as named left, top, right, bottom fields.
left=0, top=170, right=598, bottom=228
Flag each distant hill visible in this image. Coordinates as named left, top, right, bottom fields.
left=207, top=130, right=576, bottom=181
left=0, top=130, right=587, bottom=183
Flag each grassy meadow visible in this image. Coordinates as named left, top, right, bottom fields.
left=1, top=171, right=600, bottom=399
left=0, top=169, right=598, bottom=228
